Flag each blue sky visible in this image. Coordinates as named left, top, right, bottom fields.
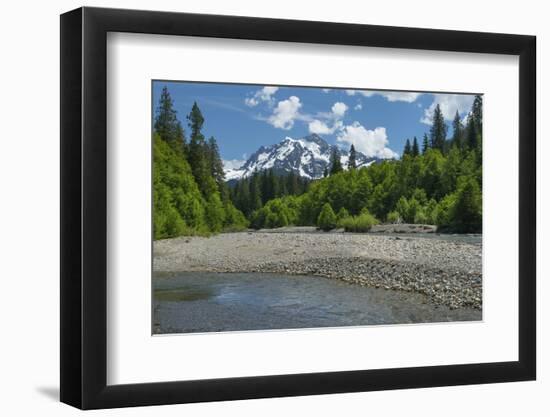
left=152, top=81, right=476, bottom=168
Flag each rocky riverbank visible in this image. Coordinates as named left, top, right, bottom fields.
left=154, top=230, right=482, bottom=310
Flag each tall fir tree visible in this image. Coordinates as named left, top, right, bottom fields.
left=472, top=95, right=483, bottom=134
left=249, top=174, right=263, bottom=213
left=186, top=102, right=213, bottom=195
left=465, top=114, right=478, bottom=151
left=206, top=137, right=225, bottom=185
left=260, top=170, right=270, bottom=204
left=411, top=136, right=420, bottom=157
left=403, top=138, right=412, bottom=157
left=430, top=103, right=447, bottom=152
left=473, top=95, right=483, bottom=163
left=267, top=169, right=280, bottom=200
left=235, top=179, right=251, bottom=217
left=154, top=86, right=185, bottom=150
left=206, top=136, right=228, bottom=200
left=287, top=171, right=300, bottom=195
left=452, top=110, right=463, bottom=148
left=348, top=144, right=357, bottom=170
left=422, top=133, right=430, bottom=154
left=329, top=148, right=343, bottom=175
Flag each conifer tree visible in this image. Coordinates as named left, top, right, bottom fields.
left=466, top=114, right=478, bottom=150
left=430, top=104, right=447, bottom=152
left=260, top=170, right=270, bottom=204
left=411, top=137, right=420, bottom=157
left=258, top=169, right=280, bottom=203
left=323, top=167, right=329, bottom=178
left=403, top=139, right=412, bottom=157
left=287, top=171, right=299, bottom=195
left=317, top=203, right=337, bottom=231
left=187, top=101, right=204, bottom=139
left=268, top=169, right=280, bottom=199
left=186, top=102, right=212, bottom=195
left=452, top=110, right=463, bottom=148
left=249, top=174, right=263, bottom=212
left=450, top=176, right=482, bottom=232
left=206, top=136, right=225, bottom=188
left=422, top=133, right=430, bottom=154
left=348, top=144, right=357, bottom=170
left=329, top=148, right=343, bottom=175
left=154, top=86, right=185, bottom=150
left=472, top=95, right=483, bottom=134
left=279, top=177, right=288, bottom=196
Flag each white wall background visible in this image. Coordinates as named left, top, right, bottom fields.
left=0, top=0, right=546, bottom=415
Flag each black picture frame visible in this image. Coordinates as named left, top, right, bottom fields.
left=60, top=6, right=536, bottom=410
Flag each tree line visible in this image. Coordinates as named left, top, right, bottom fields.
left=153, top=86, right=247, bottom=239
left=246, top=96, right=483, bottom=233
left=230, top=170, right=310, bottom=218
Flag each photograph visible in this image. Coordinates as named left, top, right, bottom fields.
left=0, top=0, right=543, bottom=413
left=152, top=81, right=483, bottom=334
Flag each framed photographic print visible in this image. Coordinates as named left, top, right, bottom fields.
left=60, top=6, right=536, bottom=409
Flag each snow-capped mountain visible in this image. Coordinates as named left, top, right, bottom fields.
left=224, top=134, right=384, bottom=181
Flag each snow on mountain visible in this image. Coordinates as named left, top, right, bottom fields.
left=224, top=134, right=385, bottom=181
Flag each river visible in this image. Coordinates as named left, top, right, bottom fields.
left=153, top=271, right=481, bottom=334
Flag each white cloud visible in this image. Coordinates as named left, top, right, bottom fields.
left=308, top=119, right=343, bottom=135
left=345, top=90, right=421, bottom=103
left=322, top=88, right=331, bottom=93
left=354, top=103, right=362, bottom=110
left=336, top=122, right=398, bottom=159
left=223, top=159, right=246, bottom=170
left=245, top=86, right=279, bottom=107
left=420, top=94, right=475, bottom=125
left=308, top=120, right=332, bottom=134
left=268, top=96, right=302, bottom=130
left=307, top=102, right=348, bottom=135
left=244, top=97, right=259, bottom=107
left=331, top=102, right=348, bottom=117
left=381, top=92, right=422, bottom=102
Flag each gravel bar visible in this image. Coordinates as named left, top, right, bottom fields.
left=154, top=230, right=482, bottom=310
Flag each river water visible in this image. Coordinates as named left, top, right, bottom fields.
left=153, top=271, right=481, bottom=334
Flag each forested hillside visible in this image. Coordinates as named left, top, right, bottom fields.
left=153, top=87, right=247, bottom=239
left=231, top=97, right=483, bottom=233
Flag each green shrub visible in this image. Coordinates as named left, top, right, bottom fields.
left=386, top=210, right=400, bottom=224
left=317, top=203, right=337, bottom=231
left=249, top=196, right=299, bottom=229
left=266, top=211, right=288, bottom=228
left=223, top=202, right=249, bottom=230
left=413, top=209, right=428, bottom=224
left=340, top=211, right=379, bottom=232
left=424, top=199, right=438, bottom=224
left=336, top=207, right=350, bottom=222
left=433, top=194, right=456, bottom=228
left=163, top=206, right=188, bottom=238
left=448, top=176, right=482, bottom=232
left=395, top=196, right=410, bottom=222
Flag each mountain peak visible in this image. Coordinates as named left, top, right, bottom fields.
left=302, top=133, right=326, bottom=144
left=224, top=134, right=385, bottom=181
